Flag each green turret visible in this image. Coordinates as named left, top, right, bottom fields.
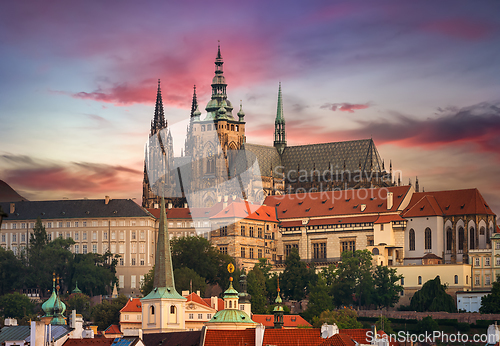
left=273, top=278, right=284, bottom=329
left=274, top=82, right=286, bottom=155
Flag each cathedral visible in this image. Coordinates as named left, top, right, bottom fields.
left=142, top=45, right=394, bottom=209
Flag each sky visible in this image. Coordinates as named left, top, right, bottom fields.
left=0, top=0, right=500, bottom=214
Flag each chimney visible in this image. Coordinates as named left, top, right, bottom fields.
left=255, top=324, right=265, bottom=346
left=105, top=196, right=110, bottom=205
left=31, top=321, right=46, bottom=346
left=10, top=203, right=15, bottom=214
left=184, top=203, right=188, bottom=208
left=387, top=192, right=393, bottom=210
left=196, top=290, right=200, bottom=296
left=211, top=296, right=218, bottom=310
left=321, top=323, right=339, bottom=339
left=168, top=202, right=173, bottom=209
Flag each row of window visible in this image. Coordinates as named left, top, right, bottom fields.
left=240, top=247, right=264, bottom=259
left=1, top=219, right=151, bottom=229
left=200, top=123, right=239, bottom=132
left=188, top=313, right=212, bottom=320
left=473, top=257, right=500, bottom=267
left=123, top=314, right=142, bottom=321
left=118, top=275, right=144, bottom=289
left=1, top=230, right=149, bottom=243
left=409, top=227, right=496, bottom=252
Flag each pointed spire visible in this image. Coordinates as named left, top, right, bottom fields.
left=153, top=197, right=177, bottom=290
left=415, top=176, right=419, bottom=192
left=151, top=79, right=166, bottom=136
left=273, top=277, right=284, bottom=329
left=274, top=82, right=286, bottom=154
left=276, top=82, right=284, bottom=122
left=190, top=85, right=198, bottom=118
left=237, top=100, right=245, bottom=121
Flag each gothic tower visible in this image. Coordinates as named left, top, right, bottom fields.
left=141, top=197, right=186, bottom=333
left=274, top=82, right=286, bottom=155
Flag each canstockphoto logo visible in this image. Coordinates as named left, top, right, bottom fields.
left=366, top=331, right=499, bottom=344
left=145, top=118, right=264, bottom=234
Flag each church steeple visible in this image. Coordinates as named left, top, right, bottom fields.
left=273, top=277, right=284, bottom=329
left=205, top=43, right=234, bottom=119
left=151, top=79, right=166, bottom=136
left=190, top=85, right=198, bottom=118
left=274, top=82, right=286, bottom=155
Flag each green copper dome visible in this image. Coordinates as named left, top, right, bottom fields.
left=206, top=308, right=257, bottom=324
left=223, top=280, right=238, bottom=298
left=72, top=282, right=82, bottom=294
left=42, top=289, right=57, bottom=317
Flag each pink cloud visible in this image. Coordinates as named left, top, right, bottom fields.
left=321, top=102, right=370, bottom=113
left=422, top=18, right=495, bottom=40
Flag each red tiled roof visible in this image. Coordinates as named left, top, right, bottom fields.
left=374, top=214, right=406, bottom=224
left=103, top=325, right=121, bottom=335
left=120, top=298, right=141, bottom=313
left=402, top=188, right=495, bottom=218
left=340, top=329, right=397, bottom=346
left=252, top=314, right=312, bottom=327
left=210, top=201, right=278, bottom=222
left=147, top=207, right=193, bottom=220
left=264, top=186, right=411, bottom=219
left=204, top=329, right=255, bottom=346
left=203, top=297, right=224, bottom=311
left=263, top=329, right=324, bottom=346
left=319, top=333, right=356, bottom=346
left=280, top=215, right=379, bottom=228
left=63, top=339, right=114, bottom=346
left=186, top=292, right=210, bottom=307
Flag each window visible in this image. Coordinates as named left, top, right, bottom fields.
left=92, top=244, right=97, bottom=253
left=1, top=234, right=5, bottom=242
left=119, top=258, right=124, bottom=266
left=12, top=234, right=17, bottom=242
left=111, top=232, right=116, bottom=240
left=170, top=306, right=176, bottom=314
left=219, top=246, right=227, bottom=255
left=83, top=232, right=87, bottom=240
left=241, top=226, right=245, bottom=236
left=409, top=229, right=415, bottom=251
left=82, top=221, right=87, bottom=227
left=475, top=275, right=480, bottom=285
left=313, top=243, right=327, bottom=259
left=207, top=314, right=212, bottom=319
left=241, top=247, right=246, bottom=258
left=124, top=315, right=129, bottom=321
left=475, top=257, right=480, bottom=266
left=66, top=222, right=71, bottom=228
left=75, top=222, right=79, bottom=227
left=341, top=240, right=355, bottom=253
left=486, top=275, right=491, bottom=285
left=131, top=243, right=136, bottom=253
left=454, top=275, right=458, bottom=284
left=485, top=257, right=490, bottom=266
left=496, top=242, right=500, bottom=250
left=220, top=226, right=227, bottom=236
left=111, top=244, right=116, bottom=253
left=470, top=228, right=476, bottom=249
left=189, top=313, right=194, bottom=320
left=119, top=275, right=124, bottom=288
left=140, top=243, right=145, bottom=253
left=424, top=228, right=432, bottom=250
left=458, top=227, right=464, bottom=251
left=66, top=233, right=71, bottom=239
left=132, top=258, right=136, bottom=265
left=82, top=244, right=87, bottom=254
left=92, top=221, right=97, bottom=227
left=103, top=244, right=108, bottom=253
left=131, top=275, right=136, bottom=288
left=258, top=228, right=263, bottom=238
left=74, top=245, right=79, bottom=254
left=249, top=227, right=254, bottom=237
left=47, top=233, right=52, bottom=241
left=140, top=259, right=144, bottom=266
left=132, top=231, right=136, bottom=240
left=446, top=228, right=452, bottom=251
left=92, top=232, right=97, bottom=240
left=47, top=222, right=52, bottom=228
left=285, top=244, right=298, bottom=257
left=12, top=245, right=17, bottom=255
left=22, top=223, right=26, bottom=229
left=119, top=244, right=124, bottom=253
left=401, top=277, right=404, bottom=285
left=381, top=224, right=384, bottom=231
left=150, top=306, right=155, bottom=315
left=496, top=258, right=500, bottom=266
left=198, top=314, right=203, bottom=319
left=258, top=249, right=263, bottom=258
left=119, top=232, right=124, bottom=240
left=249, top=248, right=254, bottom=259
left=103, top=232, right=107, bottom=240
left=418, top=276, right=422, bottom=285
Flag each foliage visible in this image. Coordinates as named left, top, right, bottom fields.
left=0, top=292, right=35, bottom=320
left=70, top=252, right=118, bottom=296
left=0, top=247, right=25, bottom=295
left=480, top=280, right=500, bottom=313
left=311, top=309, right=363, bottom=329
left=372, top=265, right=403, bottom=309
left=375, top=315, right=394, bottom=335
left=173, top=267, right=207, bottom=296
left=90, top=295, right=128, bottom=330
left=141, top=266, right=154, bottom=296
left=416, top=316, right=439, bottom=333
left=65, top=293, right=91, bottom=320
left=302, top=275, right=333, bottom=322
left=410, top=276, right=457, bottom=312
left=281, top=248, right=317, bottom=301
left=247, top=265, right=268, bottom=314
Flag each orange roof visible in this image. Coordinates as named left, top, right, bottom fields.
left=103, top=325, right=121, bottom=335
left=120, top=298, right=141, bottom=313
left=186, top=292, right=210, bottom=307
left=374, top=214, right=407, bottom=224
left=252, top=314, right=312, bottom=327
left=203, top=297, right=224, bottom=311
left=210, top=201, right=278, bottom=222
left=262, top=329, right=324, bottom=346
left=339, top=329, right=371, bottom=344
left=264, top=186, right=411, bottom=219
left=147, top=202, right=226, bottom=220
left=63, top=339, right=114, bottom=346
left=319, top=333, right=356, bottom=346
left=204, top=329, right=255, bottom=346
left=403, top=188, right=495, bottom=218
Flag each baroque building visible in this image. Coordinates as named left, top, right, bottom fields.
left=142, top=45, right=394, bottom=209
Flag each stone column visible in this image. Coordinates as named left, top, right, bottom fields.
left=463, top=216, right=469, bottom=264
left=451, top=217, right=457, bottom=264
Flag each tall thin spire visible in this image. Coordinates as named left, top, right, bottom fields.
left=151, top=79, right=166, bottom=136
left=153, top=197, right=177, bottom=290
left=190, top=85, right=198, bottom=118
left=274, top=82, right=286, bottom=155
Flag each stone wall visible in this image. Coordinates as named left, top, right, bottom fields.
left=357, top=310, right=500, bottom=324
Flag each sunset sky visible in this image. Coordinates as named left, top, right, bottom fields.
left=1, top=1, right=500, bottom=214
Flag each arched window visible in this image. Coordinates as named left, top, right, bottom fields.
left=229, top=301, right=232, bottom=308
left=446, top=228, right=452, bottom=251
left=150, top=305, right=155, bottom=315
left=409, top=229, right=415, bottom=251
left=401, top=277, right=404, bottom=285
left=418, top=276, right=422, bottom=285
left=458, top=227, right=464, bottom=251
left=425, top=228, right=432, bottom=250
left=454, top=275, right=458, bottom=284
left=466, top=275, right=468, bottom=284
left=206, top=147, right=215, bottom=174
left=170, top=305, right=176, bottom=314
left=470, top=228, right=475, bottom=249
left=372, top=248, right=379, bottom=255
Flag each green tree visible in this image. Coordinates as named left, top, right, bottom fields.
left=173, top=267, right=207, bottom=296
left=0, top=247, right=25, bottom=295
left=0, top=205, right=7, bottom=228
left=281, top=248, right=317, bottom=301
left=480, top=280, right=500, bottom=313
left=65, top=293, right=91, bottom=321
left=247, top=265, right=268, bottom=314
left=141, top=266, right=154, bottom=296
left=311, top=309, right=363, bottom=329
left=303, top=274, right=334, bottom=322
left=91, top=295, right=128, bottom=330
left=0, top=292, right=35, bottom=320
left=372, top=265, right=403, bottom=309
left=416, top=316, right=439, bottom=333
left=70, top=252, right=118, bottom=296
left=410, top=276, right=456, bottom=312
left=375, top=315, right=394, bottom=335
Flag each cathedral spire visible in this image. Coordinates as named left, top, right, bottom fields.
left=274, top=82, right=286, bottom=155
left=151, top=79, right=166, bottom=136
left=190, top=85, right=198, bottom=118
